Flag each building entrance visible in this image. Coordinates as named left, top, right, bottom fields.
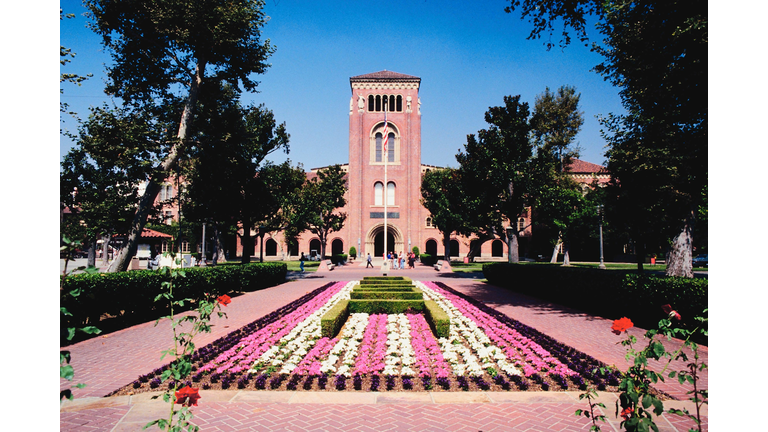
left=365, top=223, right=404, bottom=258
left=374, top=231, right=395, bottom=256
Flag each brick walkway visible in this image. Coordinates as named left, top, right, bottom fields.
left=59, top=262, right=708, bottom=431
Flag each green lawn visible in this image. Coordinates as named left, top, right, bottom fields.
left=449, top=261, right=708, bottom=273
left=279, top=260, right=321, bottom=272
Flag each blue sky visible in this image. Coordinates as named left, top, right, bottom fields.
left=60, top=0, right=626, bottom=170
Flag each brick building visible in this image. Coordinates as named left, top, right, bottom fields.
left=154, top=70, right=608, bottom=263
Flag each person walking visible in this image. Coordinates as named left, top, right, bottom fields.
left=399, top=252, right=405, bottom=270
left=392, top=251, right=398, bottom=269
left=300, top=252, right=306, bottom=272
left=366, top=253, right=373, bottom=268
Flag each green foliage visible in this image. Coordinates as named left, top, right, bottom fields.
left=455, top=95, right=533, bottom=259
left=348, top=246, right=357, bottom=258
left=348, top=299, right=426, bottom=315
left=411, top=246, right=420, bottom=256
left=330, top=254, right=348, bottom=265
left=420, top=168, right=468, bottom=259
left=530, top=85, right=584, bottom=169
left=320, top=300, right=349, bottom=338
left=423, top=300, right=450, bottom=338
left=574, top=387, right=607, bottom=431
left=419, top=254, right=436, bottom=266
left=350, top=291, right=424, bottom=300
left=61, top=262, right=286, bottom=344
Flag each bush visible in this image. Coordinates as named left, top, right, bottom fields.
left=61, top=262, right=287, bottom=345
left=321, top=300, right=350, bottom=338
left=419, top=254, right=436, bottom=266
left=424, top=300, right=450, bottom=338
left=350, top=290, right=424, bottom=300
left=330, top=254, right=348, bottom=265
left=349, top=246, right=357, bottom=259
left=349, top=299, right=426, bottom=314
left=412, top=246, right=420, bottom=256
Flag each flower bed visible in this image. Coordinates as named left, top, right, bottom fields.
left=110, top=280, right=623, bottom=395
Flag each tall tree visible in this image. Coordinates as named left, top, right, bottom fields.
left=506, top=0, right=706, bottom=276
left=182, top=84, right=289, bottom=264
left=60, top=105, right=162, bottom=267
left=289, top=165, right=348, bottom=260
left=530, top=85, right=584, bottom=172
left=456, top=95, right=533, bottom=263
left=420, top=168, right=468, bottom=261
left=85, top=0, right=275, bottom=271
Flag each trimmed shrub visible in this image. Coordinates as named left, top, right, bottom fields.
left=424, top=300, right=450, bottom=338
left=412, top=246, right=420, bottom=256
left=321, top=300, right=350, bottom=338
left=349, top=299, right=426, bottom=314
left=349, top=246, right=357, bottom=259
left=361, top=276, right=410, bottom=282
left=330, top=254, right=348, bottom=265
left=419, top=254, right=436, bottom=266
left=352, top=286, right=416, bottom=292
left=61, top=262, right=287, bottom=345
left=350, top=290, right=424, bottom=300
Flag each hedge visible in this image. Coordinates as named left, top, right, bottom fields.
left=321, top=300, right=350, bottom=338
left=482, top=263, right=708, bottom=343
left=352, top=286, right=417, bottom=292
left=424, top=300, right=450, bottom=338
left=61, top=262, right=287, bottom=345
left=419, top=254, right=437, bottom=266
left=349, top=299, right=426, bottom=315
left=350, top=290, right=424, bottom=300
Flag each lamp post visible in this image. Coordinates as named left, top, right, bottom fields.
left=597, top=205, right=606, bottom=269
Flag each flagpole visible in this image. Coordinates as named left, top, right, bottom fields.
left=383, top=100, right=388, bottom=271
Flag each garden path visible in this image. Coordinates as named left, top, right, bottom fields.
left=58, top=261, right=707, bottom=431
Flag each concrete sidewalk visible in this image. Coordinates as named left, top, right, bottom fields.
left=60, top=262, right=707, bottom=431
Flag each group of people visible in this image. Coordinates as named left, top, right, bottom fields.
left=364, top=251, right=418, bottom=269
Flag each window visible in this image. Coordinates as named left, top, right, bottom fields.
left=370, top=123, right=399, bottom=164
left=426, top=217, right=433, bottom=228
left=387, top=182, right=395, bottom=205
left=159, top=184, right=174, bottom=201
left=518, top=218, right=525, bottom=232
left=374, top=182, right=383, bottom=205
left=367, top=94, right=404, bottom=112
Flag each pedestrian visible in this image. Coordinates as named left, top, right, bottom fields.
left=300, top=252, right=306, bottom=272
left=393, top=251, right=398, bottom=269
left=366, top=253, right=373, bottom=268
left=399, top=252, right=405, bottom=270
left=387, top=251, right=393, bottom=269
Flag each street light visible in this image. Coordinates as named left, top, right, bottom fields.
left=597, top=205, right=606, bottom=269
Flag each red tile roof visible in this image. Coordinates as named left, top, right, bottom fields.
left=565, top=158, right=608, bottom=174
left=141, top=228, right=173, bottom=239
left=350, top=70, right=420, bottom=81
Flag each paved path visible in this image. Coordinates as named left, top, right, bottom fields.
left=59, top=262, right=708, bottom=431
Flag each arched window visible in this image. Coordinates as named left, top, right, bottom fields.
left=368, top=95, right=375, bottom=112
left=425, top=239, right=438, bottom=256
left=265, top=238, right=277, bottom=256
left=449, top=239, right=460, bottom=257
left=387, top=182, right=395, bottom=205
left=366, top=94, right=404, bottom=112
left=375, top=95, right=382, bottom=111
left=492, top=240, right=504, bottom=257
left=396, top=95, right=403, bottom=112
left=369, top=123, right=399, bottom=164
left=425, top=217, right=433, bottom=228
left=375, top=133, right=383, bottom=162
left=518, top=218, right=525, bottom=232
left=374, top=182, right=383, bottom=206
left=332, top=239, right=344, bottom=256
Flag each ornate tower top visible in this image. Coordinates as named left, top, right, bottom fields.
left=350, top=70, right=421, bottom=90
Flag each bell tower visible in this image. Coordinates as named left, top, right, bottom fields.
left=347, top=71, right=422, bottom=257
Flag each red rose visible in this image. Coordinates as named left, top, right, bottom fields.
left=611, top=317, right=633, bottom=335
left=620, top=407, right=634, bottom=420
left=174, top=385, right=201, bottom=406
left=217, top=295, right=231, bottom=306
left=661, top=304, right=681, bottom=320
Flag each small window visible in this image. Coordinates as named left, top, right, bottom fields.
left=387, top=182, right=395, bottom=205
left=375, top=133, right=383, bottom=162
left=368, top=95, right=375, bottom=112
left=426, top=217, right=433, bottom=228
left=518, top=218, right=525, bottom=232
left=374, top=182, right=383, bottom=206
left=375, top=95, right=382, bottom=112
left=396, top=95, right=403, bottom=112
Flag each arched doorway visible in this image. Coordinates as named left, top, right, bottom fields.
left=331, top=238, right=344, bottom=256
left=309, top=239, right=321, bottom=259
left=425, top=239, right=438, bottom=256
left=365, top=223, right=404, bottom=258
left=374, top=231, right=395, bottom=256
left=449, top=239, right=460, bottom=257
left=265, top=238, right=278, bottom=256
left=492, top=239, right=504, bottom=257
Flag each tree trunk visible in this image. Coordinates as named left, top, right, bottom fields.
left=259, top=232, right=265, bottom=263
left=550, top=239, right=561, bottom=263
left=562, top=242, right=571, bottom=266
left=635, top=241, right=645, bottom=272
left=212, top=224, right=226, bottom=264
left=666, top=212, right=694, bottom=278
left=507, top=232, right=519, bottom=263
left=443, top=231, right=452, bottom=262
left=107, top=59, right=206, bottom=272
left=101, top=234, right=111, bottom=267
left=87, top=237, right=97, bottom=268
